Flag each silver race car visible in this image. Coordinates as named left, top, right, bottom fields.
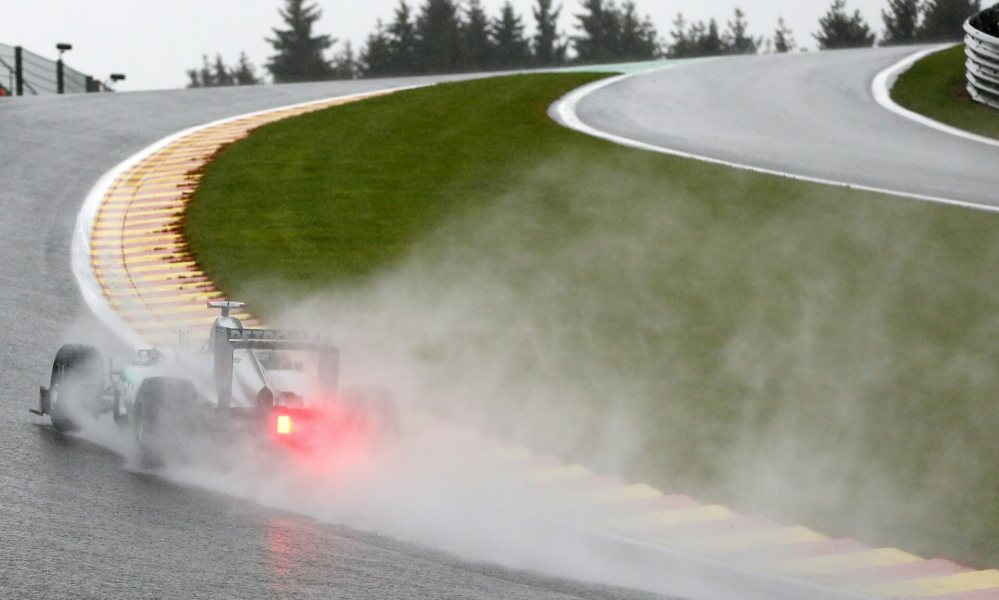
left=33, top=301, right=399, bottom=465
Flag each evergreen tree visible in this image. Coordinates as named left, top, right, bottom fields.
left=187, top=53, right=261, bottom=87
left=414, top=0, right=463, bottom=74
left=388, top=1, right=419, bottom=75
left=687, top=20, right=707, bottom=54
left=726, top=7, right=761, bottom=54
left=492, top=2, right=532, bottom=69
left=696, top=19, right=726, bottom=56
left=461, top=0, right=495, bottom=71
left=213, top=55, right=236, bottom=86
left=639, top=15, right=661, bottom=58
left=362, top=21, right=395, bottom=77
left=332, top=41, right=361, bottom=80
left=773, top=17, right=797, bottom=52
left=668, top=13, right=696, bottom=58
left=814, top=0, right=876, bottom=49
left=533, top=0, right=567, bottom=66
left=232, top=52, right=264, bottom=84
left=619, top=1, right=660, bottom=60
left=919, top=0, right=980, bottom=41
left=882, top=0, right=922, bottom=45
left=573, top=0, right=621, bottom=64
left=669, top=14, right=739, bottom=58
left=187, top=55, right=214, bottom=88
left=266, top=0, right=335, bottom=83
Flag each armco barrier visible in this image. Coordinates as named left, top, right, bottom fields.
left=965, top=6, right=999, bottom=110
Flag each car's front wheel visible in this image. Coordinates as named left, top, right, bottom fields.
left=47, top=344, right=104, bottom=433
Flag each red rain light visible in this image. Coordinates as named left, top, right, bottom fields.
left=276, top=415, right=292, bottom=435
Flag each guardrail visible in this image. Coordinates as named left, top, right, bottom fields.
left=0, top=42, right=104, bottom=97
left=965, top=6, right=999, bottom=110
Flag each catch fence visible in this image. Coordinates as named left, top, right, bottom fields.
left=0, top=42, right=104, bottom=97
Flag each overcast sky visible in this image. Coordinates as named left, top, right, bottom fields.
left=2, top=0, right=904, bottom=91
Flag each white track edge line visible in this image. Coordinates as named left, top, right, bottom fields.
left=550, top=57, right=999, bottom=215
left=72, top=84, right=431, bottom=350
left=872, top=43, right=999, bottom=150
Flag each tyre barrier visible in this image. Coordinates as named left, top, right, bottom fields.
left=965, top=5, right=999, bottom=110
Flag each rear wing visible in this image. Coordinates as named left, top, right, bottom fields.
left=207, top=300, right=244, bottom=317
left=213, top=325, right=339, bottom=411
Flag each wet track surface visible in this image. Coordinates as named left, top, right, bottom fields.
left=0, top=77, right=674, bottom=600
left=576, top=46, right=999, bottom=208
left=0, top=51, right=957, bottom=598
left=10, top=430, right=662, bottom=600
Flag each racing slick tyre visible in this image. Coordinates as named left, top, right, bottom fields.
left=341, top=386, right=401, bottom=441
left=47, top=344, right=104, bottom=433
left=133, top=376, right=198, bottom=468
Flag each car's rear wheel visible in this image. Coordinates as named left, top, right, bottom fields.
left=133, top=376, right=198, bottom=468
left=48, top=344, right=104, bottom=433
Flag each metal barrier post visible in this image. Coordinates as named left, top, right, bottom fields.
left=14, top=45, right=22, bottom=96
left=57, top=59, right=64, bottom=94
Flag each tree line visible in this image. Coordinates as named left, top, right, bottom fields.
left=187, top=0, right=985, bottom=87
left=812, top=0, right=981, bottom=49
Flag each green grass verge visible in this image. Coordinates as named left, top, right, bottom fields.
left=186, top=73, right=999, bottom=567
left=891, top=44, right=999, bottom=140
left=186, top=73, right=609, bottom=293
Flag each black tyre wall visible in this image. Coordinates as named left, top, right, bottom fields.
left=48, top=344, right=104, bottom=432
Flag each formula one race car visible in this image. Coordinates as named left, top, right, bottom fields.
left=32, top=301, right=399, bottom=465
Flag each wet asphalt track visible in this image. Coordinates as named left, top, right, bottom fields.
left=0, top=76, right=671, bottom=600
left=0, top=52, right=951, bottom=598
left=575, top=45, right=999, bottom=208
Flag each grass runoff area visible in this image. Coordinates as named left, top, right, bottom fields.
left=187, top=73, right=999, bottom=567
left=892, top=44, right=999, bottom=140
